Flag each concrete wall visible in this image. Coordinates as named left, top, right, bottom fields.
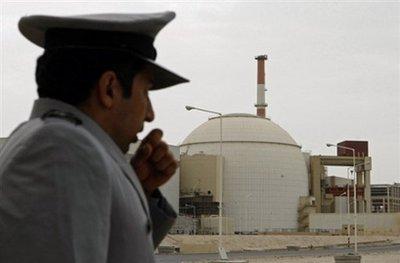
left=182, top=142, right=308, bottom=232
left=335, top=196, right=349, bottom=214
left=179, top=154, right=222, bottom=202
left=200, top=215, right=234, bottom=235
left=309, top=213, right=400, bottom=235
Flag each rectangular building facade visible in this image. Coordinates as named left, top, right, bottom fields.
left=371, top=184, right=400, bottom=213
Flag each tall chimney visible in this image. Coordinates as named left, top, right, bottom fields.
left=255, top=55, right=268, bottom=118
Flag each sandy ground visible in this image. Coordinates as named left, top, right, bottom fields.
left=160, top=235, right=400, bottom=262
left=162, top=234, right=400, bottom=252
left=246, top=251, right=400, bottom=262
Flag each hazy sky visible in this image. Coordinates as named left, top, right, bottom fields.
left=1, top=1, right=399, bottom=184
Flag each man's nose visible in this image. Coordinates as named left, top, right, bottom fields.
left=146, top=98, right=155, bottom=122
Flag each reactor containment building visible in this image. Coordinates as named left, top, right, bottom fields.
left=180, top=55, right=309, bottom=232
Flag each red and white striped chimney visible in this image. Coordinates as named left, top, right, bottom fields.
left=255, top=55, right=268, bottom=118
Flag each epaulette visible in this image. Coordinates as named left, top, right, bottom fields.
left=41, top=109, right=82, bottom=125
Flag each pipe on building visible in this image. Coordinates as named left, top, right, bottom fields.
left=255, top=55, right=268, bottom=118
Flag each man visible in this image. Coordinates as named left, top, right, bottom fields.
left=0, top=12, right=188, bottom=263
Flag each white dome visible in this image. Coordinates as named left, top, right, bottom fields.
left=181, top=113, right=299, bottom=147
left=180, top=113, right=308, bottom=232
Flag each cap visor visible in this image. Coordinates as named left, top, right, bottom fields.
left=141, top=57, right=189, bottom=90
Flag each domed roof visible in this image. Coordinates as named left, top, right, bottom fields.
left=181, top=113, right=300, bottom=147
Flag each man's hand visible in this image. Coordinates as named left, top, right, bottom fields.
left=130, top=129, right=178, bottom=197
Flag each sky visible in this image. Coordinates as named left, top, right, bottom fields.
left=0, top=1, right=399, bottom=184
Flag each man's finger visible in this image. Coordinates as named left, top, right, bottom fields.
left=154, top=152, right=176, bottom=171
left=131, top=143, right=152, bottom=167
left=155, top=157, right=174, bottom=173
left=151, top=142, right=168, bottom=162
left=141, top=129, right=163, bottom=146
left=163, top=162, right=178, bottom=176
left=131, top=128, right=163, bottom=167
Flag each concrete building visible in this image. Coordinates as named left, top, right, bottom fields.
left=309, top=155, right=372, bottom=213
left=371, top=183, right=400, bottom=213
left=180, top=113, right=309, bottom=233
left=180, top=55, right=310, bottom=233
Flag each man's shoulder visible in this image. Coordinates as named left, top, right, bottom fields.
left=34, top=116, right=93, bottom=144
left=0, top=116, right=118, bottom=186
left=2, top=116, right=103, bottom=161
left=23, top=116, right=93, bottom=146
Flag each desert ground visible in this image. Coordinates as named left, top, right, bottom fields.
left=158, top=234, right=400, bottom=262
left=161, top=234, right=400, bottom=252
left=245, top=251, right=400, bottom=263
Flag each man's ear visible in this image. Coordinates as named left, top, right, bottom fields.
left=96, top=71, right=120, bottom=109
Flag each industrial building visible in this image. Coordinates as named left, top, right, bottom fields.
left=179, top=55, right=309, bottom=233
left=178, top=55, right=400, bottom=236
left=308, top=144, right=372, bottom=214
left=180, top=113, right=309, bottom=233
left=371, top=183, right=400, bottom=213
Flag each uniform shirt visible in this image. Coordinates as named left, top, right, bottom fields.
left=0, top=98, right=176, bottom=263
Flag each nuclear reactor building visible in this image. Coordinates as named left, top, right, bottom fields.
left=179, top=55, right=309, bottom=233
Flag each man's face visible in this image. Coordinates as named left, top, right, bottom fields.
left=113, top=68, right=155, bottom=152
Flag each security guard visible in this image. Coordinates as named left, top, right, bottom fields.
left=0, top=12, right=187, bottom=263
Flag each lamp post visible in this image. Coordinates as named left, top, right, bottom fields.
left=185, top=105, right=225, bottom=257
left=345, top=167, right=352, bottom=247
left=327, top=143, right=357, bottom=254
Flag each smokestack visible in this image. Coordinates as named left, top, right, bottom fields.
left=255, top=54, right=268, bottom=118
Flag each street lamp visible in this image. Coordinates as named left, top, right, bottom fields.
left=327, top=143, right=358, bottom=254
left=185, top=105, right=225, bottom=257
left=345, top=167, right=352, bottom=247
